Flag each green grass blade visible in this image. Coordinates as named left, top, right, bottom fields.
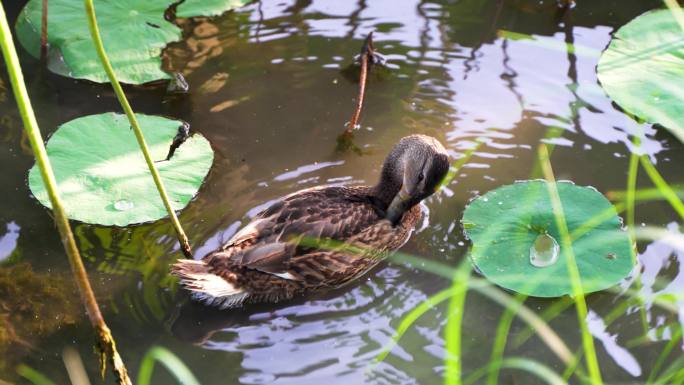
left=626, top=147, right=649, bottom=334
left=137, top=346, right=201, bottom=385
left=497, top=30, right=600, bottom=57
left=606, top=185, right=684, bottom=203
left=636, top=226, right=684, bottom=255
left=663, top=0, right=684, bottom=31
left=652, top=355, right=684, bottom=385
left=16, top=365, right=57, bottom=385
left=647, top=325, right=683, bottom=384
left=373, top=287, right=455, bottom=365
left=83, top=0, right=193, bottom=258
left=539, top=145, right=603, bottom=385
left=440, top=138, right=485, bottom=188
left=465, top=357, right=568, bottom=385
left=444, top=262, right=471, bottom=385
left=639, top=156, right=684, bottom=220
left=486, top=294, right=525, bottom=385
left=511, top=297, right=573, bottom=348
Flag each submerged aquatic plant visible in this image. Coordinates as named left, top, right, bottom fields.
left=0, top=263, right=79, bottom=373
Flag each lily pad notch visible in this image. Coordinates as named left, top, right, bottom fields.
left=461, top=180, right=634, bottom=297
left=28, top=113, right=214, bottom=226
left=15, top=0, right=252, bottom=84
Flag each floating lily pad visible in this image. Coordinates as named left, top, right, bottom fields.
left=176, top=0, right=252, bottom=18
left=28, top=113, right=213, bottom=226
left=597, top=9, right=684, bottom=143
left=15, top=0, right=252, bottom=84
left=461, top=180, right=633, bottom=297
left=16, top=0, right=181, bottom=84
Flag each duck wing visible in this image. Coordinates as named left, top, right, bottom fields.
left=205, top=186, right=380, bottom=280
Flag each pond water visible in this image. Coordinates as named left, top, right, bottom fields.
left=1, top=0, right=683, bottom=384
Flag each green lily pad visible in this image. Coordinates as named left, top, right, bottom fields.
left=461, top=180, right=633, bottom=297
left=176, top=0, right=252, bottom=18
left=16, top=0, right=181, bottom=84
left=597, top=9, right=684, bottom=143
left=15, top=0, right=252, bottom=84
left=28, top=113, right=213, bottom=226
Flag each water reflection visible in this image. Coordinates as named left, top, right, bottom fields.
left=0, top=222, right=20, bottom=262
left=171, top=267, right=444, bottom=384
left=638, top=222, right=684, bottom=338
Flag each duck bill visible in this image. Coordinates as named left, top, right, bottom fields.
left=386, top=187, right=410, bottom=224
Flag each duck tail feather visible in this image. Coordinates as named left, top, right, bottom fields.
left=171, top=259, right=248, bottom=309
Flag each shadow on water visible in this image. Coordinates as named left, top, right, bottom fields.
left=0, top=0, right=682, bottom=384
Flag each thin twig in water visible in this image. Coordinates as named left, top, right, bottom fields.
left=345, top=32, right=374, bottom=135
left=0, top=4, right=131, bottom=385
left=40, top=0, right=48, bottom=61
left=337, top=32, right=382, bottom=153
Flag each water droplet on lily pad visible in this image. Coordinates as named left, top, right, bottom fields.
left=529, top=233, right=560, bottom=268
left=461, top=180, right=634, bottom=297
left=113, top=199, right=134, bottom=211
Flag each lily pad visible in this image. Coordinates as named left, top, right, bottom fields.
left=176, top=0, right=252, bottom=18
left=597, top=9, right=684, bottom=143
left=28, top=113, right=213, bottom=226
left=16, top=0, right=181, bottom=84
left=15, top=0, right=252, bottom=84
left=461, top=180, right=633, bottom=297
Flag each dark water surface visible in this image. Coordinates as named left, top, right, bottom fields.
left=1, top=0, right=683, bottom=384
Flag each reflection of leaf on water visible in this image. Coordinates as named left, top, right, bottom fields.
left=198, top=72, right=229, bottom=94
left=164, top=10, right=253, bottom=76
left=75, top=223, right=181, bottom=325
left=0, top=76, right=6, bottom=103
left=0, top=263, right=80, bottom=372
left=209, top=96, right=251, bottom=112
left=74, top=163, right=254, bottom=325
left=0, top=75, right=22, bottom=145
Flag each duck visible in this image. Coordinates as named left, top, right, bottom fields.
left=172, top=135, right=450, bottom=309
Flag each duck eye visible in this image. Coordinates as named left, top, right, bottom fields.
left=418, top=172, right=425, bottom=182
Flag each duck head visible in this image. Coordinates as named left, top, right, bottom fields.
left=373, top=135, right=450, bottom=224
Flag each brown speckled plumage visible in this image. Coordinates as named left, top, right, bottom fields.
left=172, top=135, right=449, bottom=309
